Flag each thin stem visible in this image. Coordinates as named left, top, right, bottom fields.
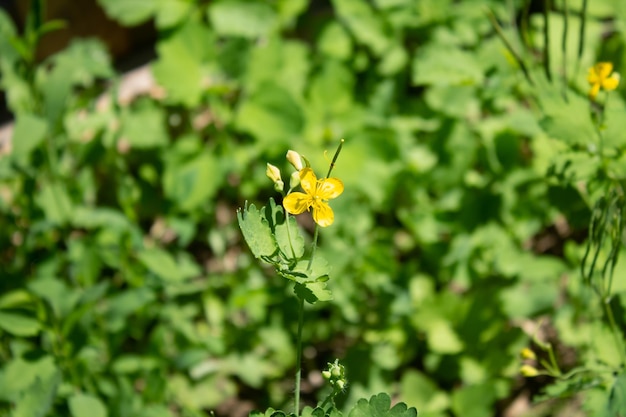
left=294, top=295, right=305, bottom=417
left=520, top=0, right=532, bottom=51
left=546, top=344, right=562, bottom=376
left=602, top=296, right=626, bottom=365
left=285, top=212, right=297, bottom=260
left=326, top=139, right=344, bottom=178
left=576, top=0, right=588, bottom=75
left=561, top=0, right=569, bottom=101
left=307, top=225, right=319, bottom=272
left=543, top=0, right=553, bottom=82
left=485, top=7, right=535, bottom=86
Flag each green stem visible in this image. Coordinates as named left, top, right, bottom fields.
left=543, top=0, right=552, bottom=82
left=285, top=212, right=297, bottom=260
left=326, top=139, right=344, bottom=178
left=561, top=0, right=569, bottom=101
left=485, top=7, right=535, bottom=86
left=307, top=225, right=319, bottom=273
left=294, top=295, right=305, bottom=417
left=576, top=0, right=588, bottom=75
left=602, top=296, right=626, bottom=365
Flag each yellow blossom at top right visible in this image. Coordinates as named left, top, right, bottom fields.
left=587, top=62, right=620, bottom=100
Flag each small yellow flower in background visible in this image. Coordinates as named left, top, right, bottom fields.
left=266, top=163, right=284, bottom=192
left=520, top=364, right=539, bottom=377
left=286, top=150, right=304, bottom=171
left=520, top=348, right=537, bottom=360
left=588, top=62, right=620, bottom=100
left=283, top=168, right=343, bottom=227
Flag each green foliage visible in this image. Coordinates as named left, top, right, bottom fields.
left=2, top=0, right=626, bottom=416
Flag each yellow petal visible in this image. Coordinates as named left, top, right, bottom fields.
left=317, top=177, right=344, bottom=200
left=299, top=168, right=317, bottom=196
left=595, top=62, right=613, bottom=79
left=587, top=67, right=600, bottom=85
left=283, top=192, right=311, bottom=215
left=312, top=202, right=334, bottom=227
left=589, top=83, right=600, bottom=100
left=602, top=73, right=620, bottom=91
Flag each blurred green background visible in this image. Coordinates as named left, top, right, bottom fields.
left=2, top=0, right=626, bottom=416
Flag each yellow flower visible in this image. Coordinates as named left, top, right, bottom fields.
left=588, top=62, right=620, bottom=100
left=520, top=364, right=539, bottom=377
left=283, top=168, right=343, bottom=227
left=520, top=348, right=536, bottom=360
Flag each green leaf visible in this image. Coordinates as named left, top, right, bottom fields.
left=138, top=248, right=199, bottom=282
left=0, top=311, right=41, bottom=337
left=151, top=20, right=212, bottom=107
left=104, top=287, right=156, bottom=332
left=0, top=355, right=58, bottom=403
left=451, top=383, right=497, bottom=417
left=121, top=102, right=168, bottom=149
left=96, top=0, right=157, bottom=26
left=13, top=370, right=61, bottom=417
left=291, top=256, right=330, bottom=282
left=68, top=393, right=108, bottom=417
left=294, top=280, right=333, bottom=304
left=28, top=276, right=80, bottom=319
left=155, top=0, right=194, bottom=29
left=412, top=44, right=484, bottom=86
left=318, top=22, right=353, bottom=60
left=208, top=0, right=276, bottom=38
left=40, top=39, right=113, bottom=125
left=331, top=0, right=392, bottom=56
left=11, top=113, right=47, bottom=156
left=425, top=319, right=463, bottom=354
left=607, top=373, right=626, bottom=417
left=237, top=202, right=278, bottom=260
left=401, top=370, right=449, bottom=414
left=163, top=151, right=220, bottom=212
left=236, top=82, right=303, bottom=146
left=348, top=393, right=417, bottom=417
left=34, top=181, right=74, bottom=224
left=263, top=198, right=305, bottom=260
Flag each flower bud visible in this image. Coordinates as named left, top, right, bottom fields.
left=266, top=163, right=282, bottom=184
left=520, top=365, right=539, bottom=377
left=274, top=180, right=285, bottom=193
left=336, top=380, right=345, bottom=390
left=322, top=370, right=331, bottom=380
left=286, top=150, right=304, bottom=171
left=290, top=171, right=300, bottom=189
left=520, top=348, right=536, bottom=360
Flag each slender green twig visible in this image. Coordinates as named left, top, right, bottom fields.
left=326, top=139, right=344, bottom=178
left=602, top=297, right=626, bottom=365
left=485, top=7, right=535, bottom=86
left=576, top=0, right=588, bottom=75
left=307, top=225, right=319, bottom=272
left=543, top=0, right=553, bottom=82
left=294, top=295, right=305, bottom=417
left=561, top=0, right=569, bottom=101
left=520, top=0, right=532, bottom=51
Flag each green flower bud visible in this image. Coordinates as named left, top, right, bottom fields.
left=286, top=150, right=304, bottom=171
left=266, top=163, right=282, bottom=184
left=290, top=171, right=300, bottom=189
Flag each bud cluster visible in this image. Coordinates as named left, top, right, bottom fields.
left=265, top=150, right=306, bottom=193
left=322, top=359, right=347, bottom=391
